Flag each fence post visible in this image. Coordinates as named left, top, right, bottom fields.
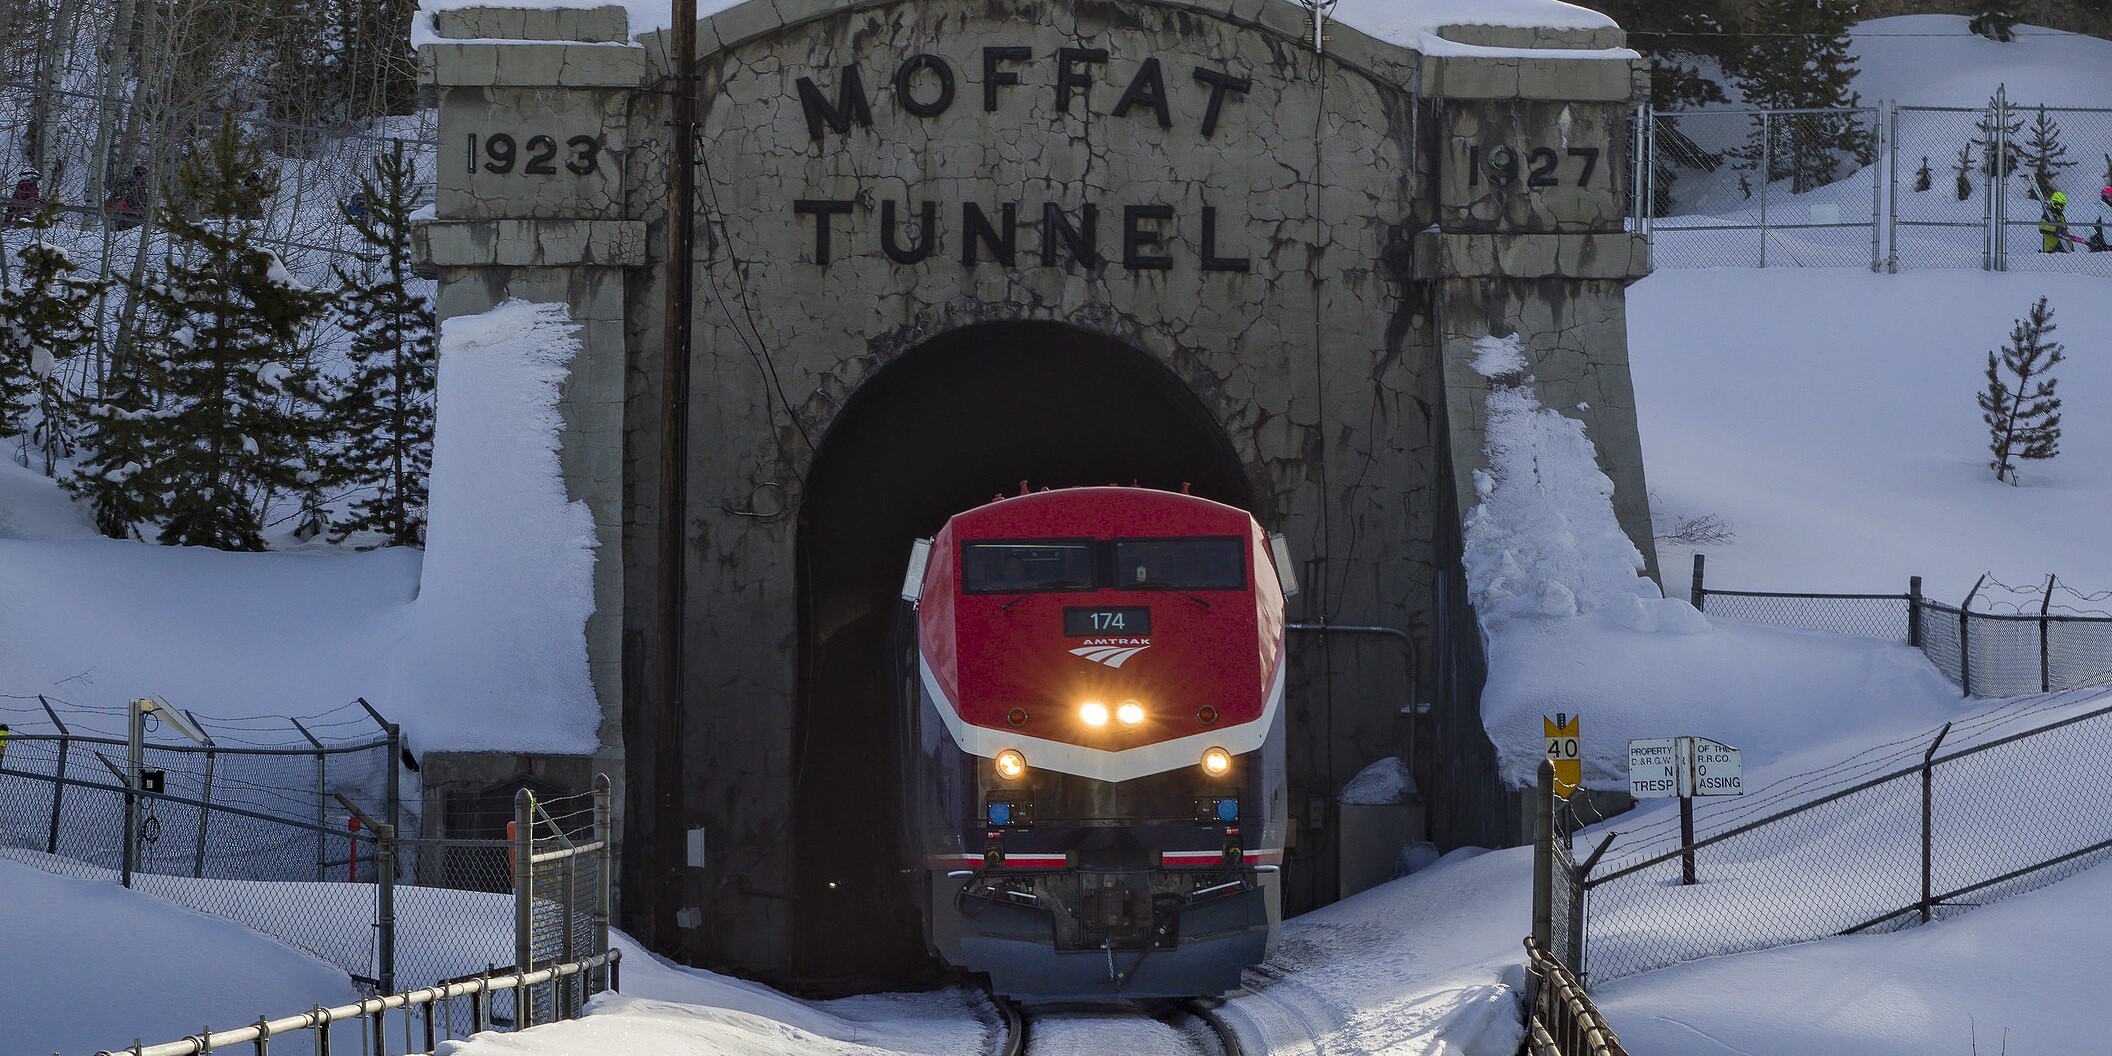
left=124, top=698, right=145, bottom=888
left=1532, top=760, right=1553, bottom=951
left=1907, top=576, right=1923, bottom=649
left=515, top=788, right=534, bottom=977
left=1884, top=100, right=1899, bottom=272
left=40, top=696, right=67, bottom=855
left=1961, top=574, right=1985, bottom=697
left=1994, top=85, right=2009, bottom=271
left=1689, top=553, right=1706, bottom=610
left=377, top=823, right=396, bottom=997
left=1920, top=722, right=1951, bottom=924
left=1872, top=102, right=1886, bottom=272
left=2040, top=574, right=2055, bottom=693
left=292, top=718, right=326, bottom=882
left=593, top=773, right=612, bottom=995
left=1758, top=111, right=1771, bottom=267
left=193, top=731, right=215, bottom=879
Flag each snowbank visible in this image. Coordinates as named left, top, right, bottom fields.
left=383, top=300, right=601, bottom=754
left=5, top=857, right=361, bottom=1056
left=1339, top=754, right=1416, bottom=804
left=1600, top=840, right=2112, bottom=1056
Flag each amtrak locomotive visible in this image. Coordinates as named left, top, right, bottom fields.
left=896, top=486, right=1293, bottom=998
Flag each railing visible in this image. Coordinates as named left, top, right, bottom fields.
left=1524, top=938, right=1627, bottom=1056
left=96, top=949, right=621, bottom=1056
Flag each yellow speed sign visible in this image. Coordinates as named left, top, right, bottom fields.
left=1543, top=713, right=1580, bottom=797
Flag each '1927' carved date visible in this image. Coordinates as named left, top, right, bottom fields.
left=1466, top=144, right=1601, bottom=189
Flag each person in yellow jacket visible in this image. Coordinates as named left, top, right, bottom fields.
left=2040, top=190, right=2071, bottom=252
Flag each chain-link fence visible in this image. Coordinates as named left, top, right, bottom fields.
left=0, top=696, right=402, bottom=986
left=0, top=696, right=398, bottom=883
left=1639, top=97, right=2112, bottom=276
left=1688, top=558, right=2112, bottom=698
left=513, top=782, right=612, bottom=1024
left=0, top=694, right=613, bottom=1017
left=1635, top=106, right=1883, bottom=270
left=1564, top=695, right=2112, bottom=982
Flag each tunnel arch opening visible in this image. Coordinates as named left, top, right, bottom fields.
left=790, top=321, right=1252, bottom=989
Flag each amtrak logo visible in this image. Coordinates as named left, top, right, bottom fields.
left=1070, top=638, right=1151, bottom=668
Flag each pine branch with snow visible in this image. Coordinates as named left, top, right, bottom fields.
left=321, top=141, right=435, bottom=548
left=0, top=238, right=107, bottom=476
left=1725, top=0, right=1868, bottom=194
left=1979, top=296, right=2063, bottom=485
left=69, top=117, right=331, bottom=549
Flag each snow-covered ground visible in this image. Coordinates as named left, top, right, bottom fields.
left=6, top=856, right=362, bottom=1056
left=1633, top=267, right=2112, bottom=605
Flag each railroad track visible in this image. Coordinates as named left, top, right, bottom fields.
left=989, top=992, right=1244, bottom=1056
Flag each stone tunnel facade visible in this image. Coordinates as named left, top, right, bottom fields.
left=417, top=0, right=1656, bottom=988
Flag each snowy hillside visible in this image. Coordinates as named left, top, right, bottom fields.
left=1633, top=268, right=2112, bottom=604
left=0, top=302, right=600, bottom=756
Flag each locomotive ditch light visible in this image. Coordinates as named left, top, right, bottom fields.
left=1079, top=701, right=1110, bottom=727
left=1116, top=700, right=1145, bottom=726
left=1202, top=746, right=1233, bottom=776
left=994, top=749, right=1028, bottom=781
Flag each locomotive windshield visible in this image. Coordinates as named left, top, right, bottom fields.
left=962, top=537, right=1248, bottom=592
left=1114, top=538, right=1245, bottom=590
left=962, top=542, right=1096, bottom=593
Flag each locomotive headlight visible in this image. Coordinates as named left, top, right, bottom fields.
left=1116, top=700, right=1146, bottom=726
left=1079, top=701, right=1110, bottom=727
left=994, top=749, right=1027, bottom=781
left=1201, top=747, right=1233, bottom=776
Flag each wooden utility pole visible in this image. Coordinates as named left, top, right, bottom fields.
left=655, top=0, right=699, bottom=954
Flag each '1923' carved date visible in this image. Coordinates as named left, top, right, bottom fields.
left=466, top=133, right=602, bottom=176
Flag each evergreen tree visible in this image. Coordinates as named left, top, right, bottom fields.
left=71, top=118, right=330, bottom=549
left=1979, top=296, right=2063, bottom=485
left=1972, top=92, right=2023, bottom=178
left=1954, top=143, right=1975, bottom=201
left=1913, top=155, right=1932, bottom=193
left=1597, top=0, right=1734, bottom=214
left=2018, top=105, right=2075, bottom=199
left=1969, top=7, right=2018, bottom=42
left=323, top=142, right=434, bottom=547
left=0, top=233, right=107, bottom=475
left=1725, top=0, right=1868, bottom=193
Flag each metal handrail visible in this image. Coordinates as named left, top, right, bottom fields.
left=1523, top=937, right=1627, bottom=1056
left=97, top=950, right=620, bottom=1056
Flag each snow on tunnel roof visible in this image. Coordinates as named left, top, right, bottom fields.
left=414, top=0, right=1621, bottom=53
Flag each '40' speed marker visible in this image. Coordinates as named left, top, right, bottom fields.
left=1543, top=713, right=1580, bottom=796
